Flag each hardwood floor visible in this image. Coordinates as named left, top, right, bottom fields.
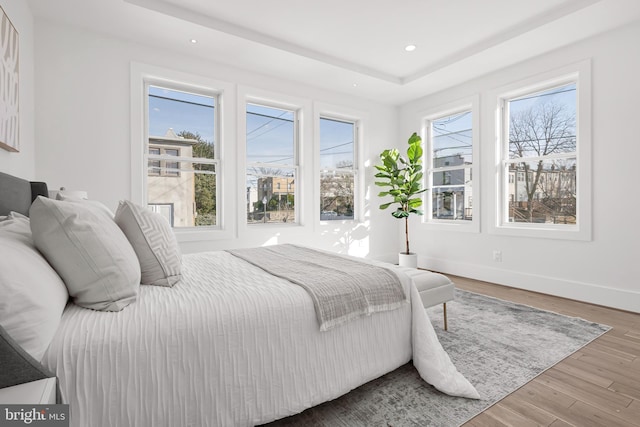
left=450, top=275, right=640, bottom=427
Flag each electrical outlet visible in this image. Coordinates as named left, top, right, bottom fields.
left=493, top=250, right=502, bottom=262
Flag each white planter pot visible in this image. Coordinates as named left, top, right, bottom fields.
left=398, top=253, right=418, bottom=268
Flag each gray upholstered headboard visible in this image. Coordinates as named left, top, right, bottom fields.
left=0, top=171, right=60, bottom=401
left=0, top=171, right=49, bottom=216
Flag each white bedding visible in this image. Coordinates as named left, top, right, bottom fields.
left=42, top=250, right=478, bottom=427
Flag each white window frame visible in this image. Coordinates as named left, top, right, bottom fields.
left=243, top=97, right=301, bottom=227
left=419, top=96, right=480, bottom=233
left=492, top=60, right=592, bottom=241
left=317, top=115, right=360, bottom=223
left=313, top=103, right=365, bottom=225
left=130, top=63, right=235, bottom=242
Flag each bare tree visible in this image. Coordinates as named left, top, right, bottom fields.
left=509, top=101, right=576, bottom=222
left=320, top=172, right=354, bottom=215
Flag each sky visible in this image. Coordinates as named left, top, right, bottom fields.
left=507, top=82, right=577, bottom=160
left=148, top=86, right=354, bottom=171
left=432, top=111, right=473, bottom=164
left=148, top=86, right=215, bottom=144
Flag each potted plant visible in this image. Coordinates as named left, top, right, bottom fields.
left=374, top=132, right=426, bottom=267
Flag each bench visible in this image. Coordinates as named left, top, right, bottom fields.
left=399, top=268, right=455, bottom=330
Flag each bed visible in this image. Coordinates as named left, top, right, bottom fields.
left=0, top=171, right=478, bottom=427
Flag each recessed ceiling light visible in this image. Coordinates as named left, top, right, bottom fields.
left=405, top=44, right=416, bottom=52
left=190, top=39, right=198, bottom=44
left=353, top=83, right=358, bottom=87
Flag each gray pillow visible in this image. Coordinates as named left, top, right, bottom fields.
left=114, top=200, right=181, bottom=287
left=29, top=197, right=140, bottom=311
left=0, top=212, right=68, bottom=361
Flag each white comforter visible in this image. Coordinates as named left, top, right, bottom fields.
left=43, top=251, right=478, bottom=427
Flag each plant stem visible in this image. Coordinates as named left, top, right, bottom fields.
left=405, top=215, right=410, bottom=255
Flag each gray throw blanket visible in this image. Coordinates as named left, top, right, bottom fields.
left=227, top=244, right=407, bottom=331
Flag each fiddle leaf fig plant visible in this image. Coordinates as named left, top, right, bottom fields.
left=374, top=132, right=426, bottom=255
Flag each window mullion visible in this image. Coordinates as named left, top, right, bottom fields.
left=505, top=152, right=576, bottom=164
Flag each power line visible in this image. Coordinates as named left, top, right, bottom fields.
left=435, top=111, right=470, bottom=125
left=246, top=110, right=295, bottom=142
left=320, top=151, right=351, bottom=156
left=433, top=126, right=472, bottom=147
left=320, top=141, right=353, bottom=152
left=247, top=111, right=294, bottom=122
left=511, top=87, right=576, bottom=104
left=433, top=127, right=472, bottom=138
left=149, top=94, right=214, bottom=109
left=247, top=119, right=289, bottom=141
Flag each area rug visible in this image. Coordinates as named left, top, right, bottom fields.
left=262, top=289, right=610, bottom=427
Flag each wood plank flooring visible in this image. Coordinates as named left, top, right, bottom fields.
left=450, top=275, right=640, bottom=427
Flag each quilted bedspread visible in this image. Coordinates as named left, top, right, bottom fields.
left=42, top=250, right=478, bottom=427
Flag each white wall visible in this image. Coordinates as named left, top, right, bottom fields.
left=32, top=16, right=639, bottom=312
left=0, top=1, right=35, bottom=178
left=33, top=20, right=400, bottom=261
left=400, top=22, right=640, bottom=313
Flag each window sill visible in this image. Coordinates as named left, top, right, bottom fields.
left=491, top=223, right=591, bottom=241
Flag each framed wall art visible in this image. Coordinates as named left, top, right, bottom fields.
left=0, top=5, right=19, bottom=152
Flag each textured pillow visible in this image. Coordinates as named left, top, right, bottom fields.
left=114, top=200, right=181, bottom=287
left=0, top=212, right=69, bottom=361
left=29, top=197, right=140, bottom=311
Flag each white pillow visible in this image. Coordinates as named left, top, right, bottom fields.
left=55, top=193, right=115, bottom=217
left=0, top=212, right=69, bottom=361
left=114, top=200, right=182, bottom=287
left=29, top=197, right=140, bottom=311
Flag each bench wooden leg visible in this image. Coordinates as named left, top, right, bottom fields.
left=443, top=302, right=448, bottom=331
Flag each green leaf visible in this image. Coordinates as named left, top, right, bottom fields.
left=408, top=198, right=423, bottom=208
left=408, top=146, right=423, bottom=163
left=408, top=132, right=421, bottom=145
left=376, top=132, right=426, bottom=219
left=392, top=210, right=409, bottom=219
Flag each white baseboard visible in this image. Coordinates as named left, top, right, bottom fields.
left=420, top=256, right=640, bottom=314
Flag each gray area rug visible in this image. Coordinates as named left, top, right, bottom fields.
left=262, top=289, right=610, bottom=427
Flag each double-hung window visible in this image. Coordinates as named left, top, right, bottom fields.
left=146, top=84, right=218, bottom=228
left=500, top=81, right=578, bottom=228
left=319, top=117, right=357, bottom=221
left=245, top=103, right=298, bottom=224
left=424, top=105, right=476, bottom=229
left=495, top=61, right=591, bottom=241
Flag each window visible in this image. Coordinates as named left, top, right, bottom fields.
left=148, top=148, right=161, bottom=175
left=147, top=147, right=180, bottom=177
left=501, top=82, right=577, bottom=226
left=319, top=117, right=356, bottom=221
left=148, top=203, right=174, bottom=226
left=164, top=148, right=179, bottom=177
left=245, top=103, right=297, bottom=224
left=146, top=85, right=218, bottom=227
left=426, top=109, right=474, bottom=222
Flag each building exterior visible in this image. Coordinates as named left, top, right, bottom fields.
left=249, top=176, right=295, bottom=223
left=507, top=163, right=576, bottom=223
left=147, top=129, right=198, bottom=227
left=320, top=172, right=355, bottom=220
left=432, top=154, right=473, bottom=220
